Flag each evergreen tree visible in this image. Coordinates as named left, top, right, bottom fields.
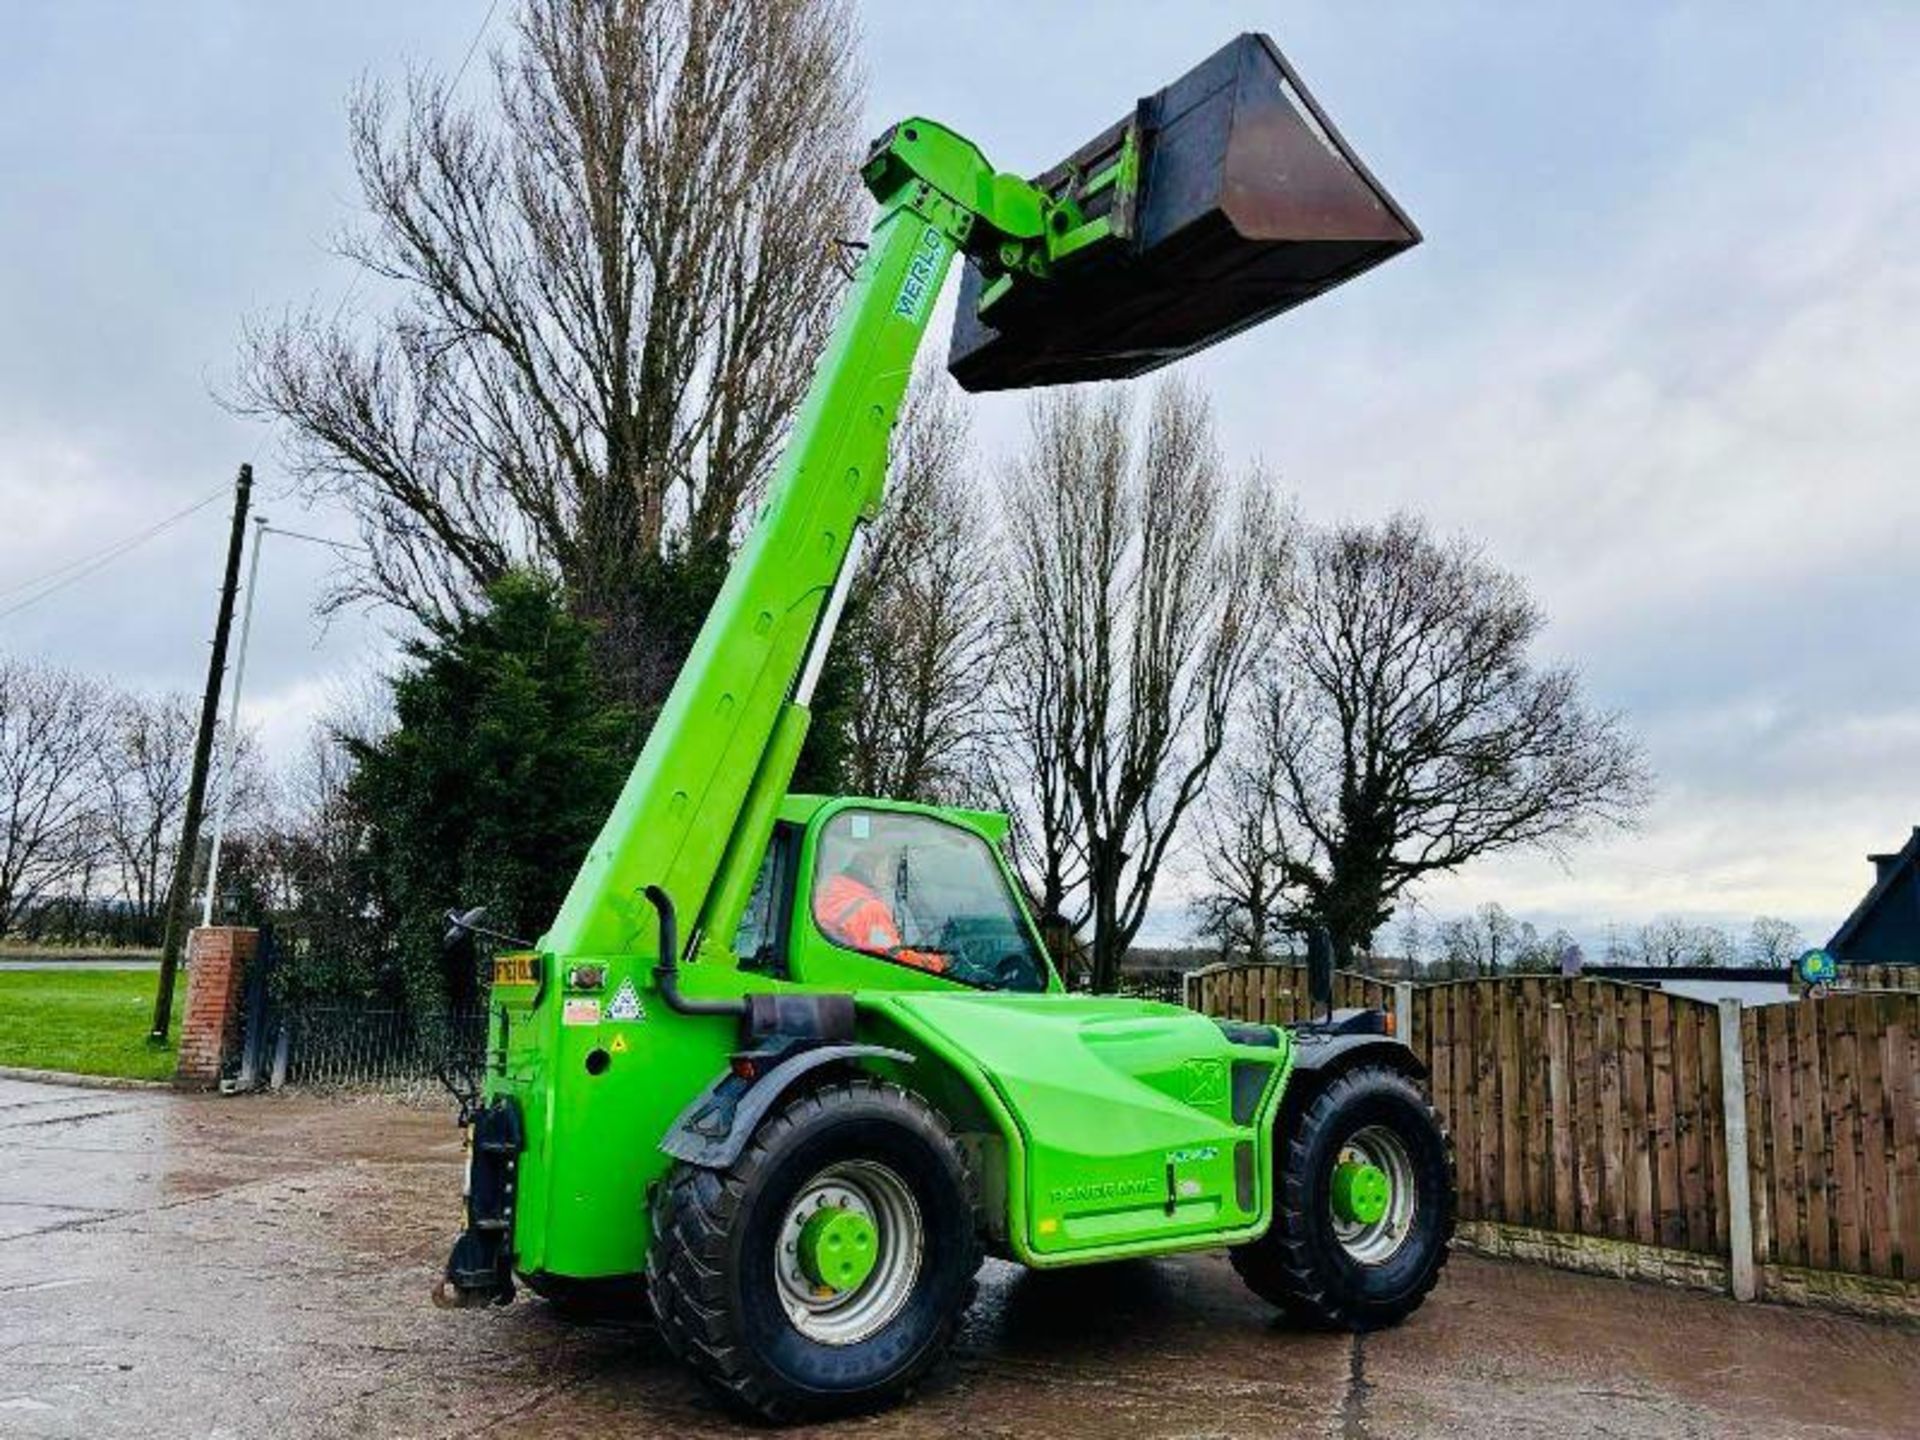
left=351, top=572, right=637, bottom=1006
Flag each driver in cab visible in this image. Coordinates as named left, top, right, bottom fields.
left=814, top=848, right=950, bottom=975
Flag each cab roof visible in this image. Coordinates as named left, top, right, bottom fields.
left=780, top=794, right=1011, bottom=845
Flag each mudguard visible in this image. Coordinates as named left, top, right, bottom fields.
left=660, top=1043, right=915, bottom=1170
left=1287, top=1031, right=1427, bottom=1081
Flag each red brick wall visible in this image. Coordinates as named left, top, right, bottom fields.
left=174, top=927, right=259, bottom=1087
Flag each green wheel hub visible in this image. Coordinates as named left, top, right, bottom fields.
left=1331, top=1159, right=1391, bottom=1226
left=797, top=1206, right=879, bottom=1292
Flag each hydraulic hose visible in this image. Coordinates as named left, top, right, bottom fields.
left=644, top=884, right=749, bottom=1018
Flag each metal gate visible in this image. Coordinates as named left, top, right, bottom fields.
left=226, top=928, right=487, bottom=1094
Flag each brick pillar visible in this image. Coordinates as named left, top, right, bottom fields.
left=174, top=926, right=260, bottom=1087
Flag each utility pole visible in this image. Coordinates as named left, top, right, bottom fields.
left=201, top=514, right=267, bottom=928
left=150, top=464, right=253, bottom=1043
left=198, top=521, right=367, bottom=927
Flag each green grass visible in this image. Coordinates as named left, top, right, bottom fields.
left=0, top=970, right=183, bottom=1081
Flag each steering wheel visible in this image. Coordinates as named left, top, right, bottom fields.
left=993, top=951, right=1032, bottom=991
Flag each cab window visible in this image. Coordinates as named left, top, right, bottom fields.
left=732, top=823, right=797, bottom=972
left=810, top=810, right=1047, bottom=992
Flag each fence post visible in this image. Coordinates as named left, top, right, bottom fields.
left=1716, top=998, right=1757, bottom=1302
left=1185, top=964, right=1226, bottom=1011
left=1394, top=981, right=1413, bottom=1046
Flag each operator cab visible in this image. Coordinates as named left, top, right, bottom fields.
left=730, top=796, right=1056, bottom=994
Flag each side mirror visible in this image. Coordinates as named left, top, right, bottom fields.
left=1306, top=926, right=1335, bottom=1020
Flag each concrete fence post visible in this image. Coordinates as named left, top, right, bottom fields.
left=270, top=1021, right=291, bottom=1090
left=1394, top=981, right=1414, bottom=1047
left=1716, top=997, right=1758, bottom=1302
left=1184, top=963, right=1228, bottom=1011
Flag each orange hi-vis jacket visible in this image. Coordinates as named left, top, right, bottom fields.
left=813, top=874, right=948, bottom=974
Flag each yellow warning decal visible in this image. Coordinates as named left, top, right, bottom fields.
left=493, top=953, right=539, bottom=987
left=610, top=1034, right=629, bottom=1054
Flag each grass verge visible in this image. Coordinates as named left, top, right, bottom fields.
left=0, top=969, right=183, bottom=1081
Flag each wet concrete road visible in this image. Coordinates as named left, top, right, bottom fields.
left=1, top=1077, right=1915, bottom=1439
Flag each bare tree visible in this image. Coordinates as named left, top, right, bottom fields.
left=222, top=721, right=395, bottom=1001
left=1192, top=697, right=1294, bottom=964
left=0, top=660, right=111, bottom=935
left=1435, top=903, right=1519, bottom=978
left=841, top=367, right=1000, bottom=803
left=239, top=0, right=862, bottom=704
left=1631, top=917, right=1737, bottom=968
left=91, top=691, right=271, bottom=943
left=997, top=380, right=1282, bottom=992
left=1510, top=923, right=1578, bottom=975
left=990, top=578, right=1086, bottom=946
left=1744, top=915, right=1806, bottom=966
left=1253, top=514, right=1649, bottom=962
left=97, top=691, right=195, bottom=941
left=1393, top=895, right=1429, bottom=973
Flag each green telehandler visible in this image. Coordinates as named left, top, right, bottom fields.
left=438, top=33, right=1450, bottom=1422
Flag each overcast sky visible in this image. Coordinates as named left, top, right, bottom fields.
left=2, top=2, right=1915, bottom=952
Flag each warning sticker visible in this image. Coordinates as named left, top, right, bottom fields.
left=562, top=997, right=601, bottom=1027
left=606, top=977, right=645, bottom=1023
left=492, top=953, right=539, bottom=987
left=610, top=1034, right=629, bottom=1054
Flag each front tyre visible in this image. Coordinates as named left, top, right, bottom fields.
left=647, top=1078, right=980, bottom=1422
left=1231, top=1064, right=1453, bottom=1329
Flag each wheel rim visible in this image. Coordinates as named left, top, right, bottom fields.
left=774, top=1159, right=923, bottom=1345
left=1329, top=1124, right=1418, bottom=1266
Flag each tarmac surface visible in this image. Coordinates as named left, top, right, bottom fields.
left=1, top=1075, right=1916, bottom=1439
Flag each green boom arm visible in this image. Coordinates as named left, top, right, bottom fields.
left=541, top=122, right=1047, bottom=968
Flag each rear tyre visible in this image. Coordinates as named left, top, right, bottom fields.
left=647, top=1078, right=980, bottom=1422
left=1231, top=1064, right=1453, bottom=1329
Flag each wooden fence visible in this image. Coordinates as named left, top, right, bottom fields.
left=1415, top=977, right=1732, bottom=1256
left=1187, top=963, right=1920, bottom=1306
left=1837, top=964, right=1920, bottom=994
left=1742, top=995, right=1919, bottom=1281
left=1187, top=962, right=1389, bottom=1026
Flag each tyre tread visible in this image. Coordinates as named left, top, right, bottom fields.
left=646, top=1076, right=979, bottom=1422
left=1230, top=1064, right=1455, bottom=1330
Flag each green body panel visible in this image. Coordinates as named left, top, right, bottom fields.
left=863, top=994, right=1288, bottom=1264
left=474, top=119, right=1298, bottom=1285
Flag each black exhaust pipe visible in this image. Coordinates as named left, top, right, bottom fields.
left=644, top=884, right=749, bottom=1019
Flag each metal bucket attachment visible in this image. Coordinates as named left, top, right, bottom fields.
left=948, top=34, right=1419, bottom=392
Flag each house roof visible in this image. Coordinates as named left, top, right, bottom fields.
left=1829, top=825, right=1920, bottom=959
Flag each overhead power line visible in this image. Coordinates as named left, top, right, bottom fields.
left=453, top=0, right=502, bottom=88
left=0, top=485, right=231, bottom=624
left=261, top=523, right=370, bottom=555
